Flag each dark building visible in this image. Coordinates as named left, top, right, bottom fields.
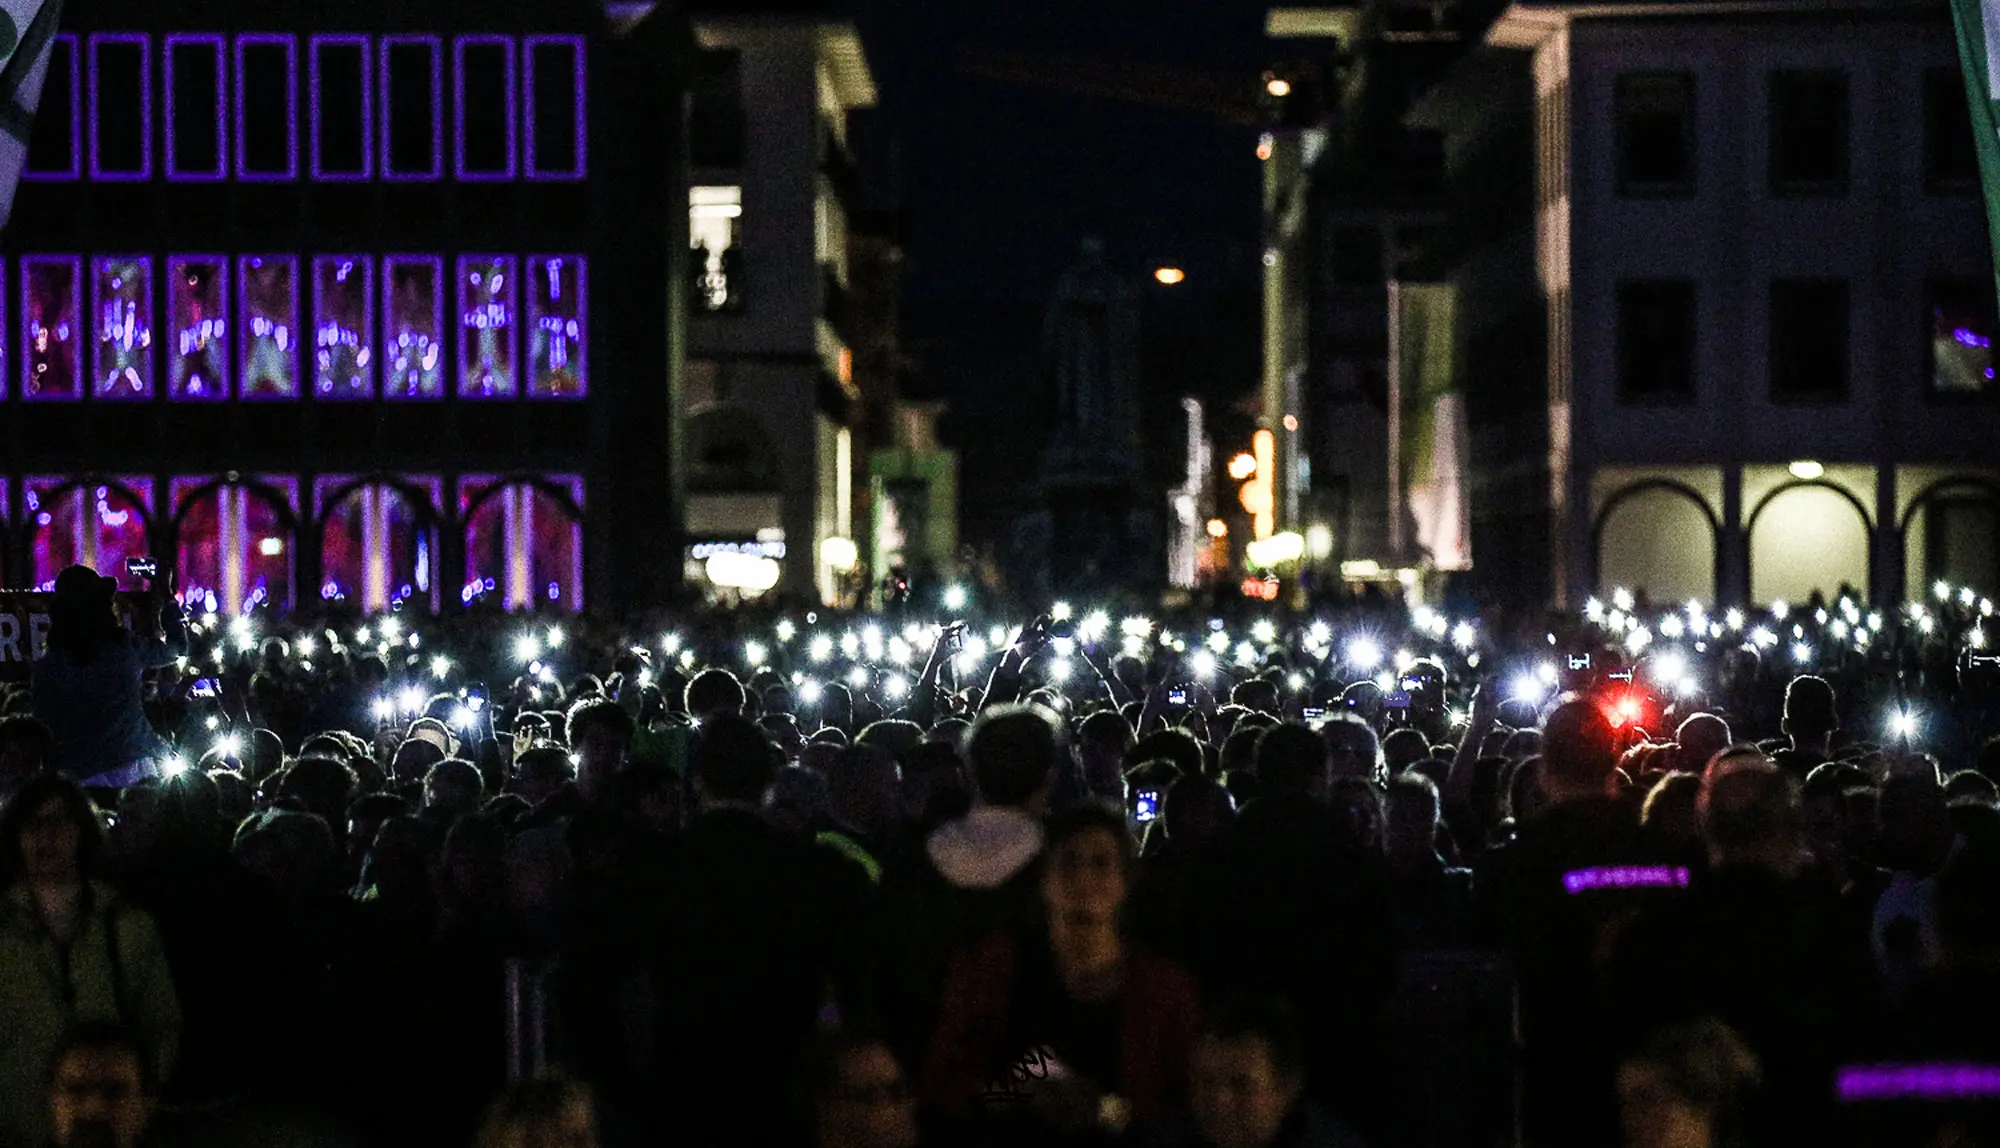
left=1, top=0, right=695, bottom=616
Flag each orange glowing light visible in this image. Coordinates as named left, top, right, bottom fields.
left=1206, top=518, right=1228, bottom=539
left=1282, top=414, right=1299, bottom=431
left=1227, top=453, right=1257, bottom=481
left=1155, top=267, right=1186, bottom=285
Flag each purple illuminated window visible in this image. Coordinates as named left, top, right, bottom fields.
left=237, top=255, right=298, bottom=399
left=1838, top=1063, right=2000, bottom=1102
left=24, top=34, right=79, bottom=181
left=235, top=35, right=298, bottom=181
left=28, top=478, right=154, bottom=592
left=383, top=256, right=444, bottom=399
left=165, top=35, right=226, bottom=181
left=313, top=256, right=373, bottom=399
left=317, top=477, right=440, bottom=611
left=525, top=36, right=585, bottom=180
left=310, top=36, right=371, bottom=181
left=22, top=257, right=81, bottom=401
left=458, top=255, right=517, bottom=398
left=460, top=475, right=583, bottom=611
left=172, top=476, right=296, bottom=616
left=92, top=257, right=153, bottom=400
left=88, top=34, right=151, bottom=181
left=168, top=257, right=228, bottom=401
left=454, top=36, right=516, bottom=180
left=1562, top=865, right=1691, bottom=894
left=381, top=35, right=442, bottom=181
left=526, top=255, right=585, bottom=398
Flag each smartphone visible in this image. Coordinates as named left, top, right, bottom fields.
left=464, top=682, right=489, bottom=711
left=126, top=556, right=159, bottom=579
left=1400, top=676, right=1423, bottom=693
left=1607, top=668, right=1635, bottom=685
left=1167, top=688, right=1189, bottom=707
left=1385, top=690, right=1412, bottom=710
left=190, top=678, right=219, bottom=698
left=1568, top=653, right=1592, bottom=671
left=1134, top=790, right=1160, bottom=823
left=1302, top=706, right=1326, bottom=721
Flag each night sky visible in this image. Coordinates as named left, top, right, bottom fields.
left=849, top=0, right=1271, bottom=559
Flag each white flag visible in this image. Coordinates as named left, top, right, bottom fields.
left=0, top=0, right=65, bottom=234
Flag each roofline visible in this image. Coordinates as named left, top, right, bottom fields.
left=693, top=16, right=877, bottom=108
left=1486, top=0, right=1933, bottom=48
left=1266, top=6, right=1365, bottom=40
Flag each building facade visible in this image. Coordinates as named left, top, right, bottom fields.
left=1, top=0, right=694, bottom=615
left=1503, top=0, right=1994, bottom=608
left=681, top=8, right=875, bottom=604
left=1386, top=0, right=2000, bottom=608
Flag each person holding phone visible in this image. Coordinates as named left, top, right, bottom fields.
left=31, top=565, right=188, bottom=789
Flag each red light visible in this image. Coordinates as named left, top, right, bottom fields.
left=1603, top=694, right=1643, bottom=728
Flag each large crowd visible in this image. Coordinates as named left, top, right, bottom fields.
left=6, top=562, right=2000, bottom=1148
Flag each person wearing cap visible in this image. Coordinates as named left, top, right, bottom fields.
left=31, top=565, right=188, bottom=789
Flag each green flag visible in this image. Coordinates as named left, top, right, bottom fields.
left=1950, top=0, right=2000, bottom=298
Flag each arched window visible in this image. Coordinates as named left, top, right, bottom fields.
left=26, top=478, right=153, bottom=590
left=1750, top=483, right=1870, bottom=606
left=172, top=478, right=295, bottom=615
left=318, top=478, right=439, bottom=612
left=1903, top=478, right=2000, bottom=599
left=460, top=476, right=582, bottom=611
left=1594, top=483, right=1717, bottom=605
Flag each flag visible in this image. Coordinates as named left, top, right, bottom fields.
left=1395, top=282, right=1473, bottom=572
left=1950, top=0, right=2000, bottom=299
left=0, top=0, right=64, bottom=234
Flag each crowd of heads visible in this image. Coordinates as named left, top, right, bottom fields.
left=3, top=572, right=2000, bottom=1147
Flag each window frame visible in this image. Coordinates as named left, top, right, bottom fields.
left=453, top=34, right=518, bottom=182
left=1767, top=69, right=1850, bottom=198
left=164, top=34, right=227, bottom=182
left=1768, top=277, right=1851, bottom=404
left=1613, top=71, right=1694, bottom=198
left=1922, top=276, right=1999, bottom=403
left=524, top=35, right=586, bottom=181
left=236, top=254, right=300, bottom=401
left=87, top=33, right=152, bottom=182
left=378, top=34, right=443, bottom=182
left=90, top=255, right=155, bottom=401
left=20, top=255, right=82, bottom=402
left=309, top=34, right=373, bottom=182
left=23, top=33, right=79, bottom=181
left=1614, top=278, right=1698, bottom=405
left=382, top=254, right=446, bottom=400
left=234, top=33, right=300, bottom=182
left=311, top=254, right=376, bottom=401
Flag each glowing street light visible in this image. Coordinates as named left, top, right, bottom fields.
left=1265, top=76, right=1292, bottom=98
left=1154, top=267, right=1186, bottom=286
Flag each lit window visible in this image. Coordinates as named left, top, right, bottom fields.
left=691, top=186, right=743, bottom=311
left=24, top=35, right=78, bottom=181
left=168, top=256, right=228, bottom=401
left=384, top=255, right=444, bottom=399
left=235, top=35, right=299, bottom=181
left=313, top=255, right=374, bottom=399
left=310, top=36, right=371, bottom=180
left=238, top=255, right=298, bottom=399
left=461, top=476, right=583, bottom=611
left=88, top=34, right=151, bottom=181
left=318, top=478, right=439, bottom=611
left=92, top=256, right=153, bottom=400
left=526, top=255, right=585, bottom=397
left=1928, top=278, right=1997, bottom=398
left=458, top=254, right=517, bottom=398
left=28, top=478, right=153, bottom=592
left=165, top=35, right=225, bottom=181
left=524, top=36, right=585, bottom=180
left=172, top=478, right=296, bottom=616
left=22, top=256, right=81, bottom=401
left=454, top=35, right=516, bottom=180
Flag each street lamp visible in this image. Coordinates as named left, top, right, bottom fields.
left=1154, top=267, right=1186, bottom=285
